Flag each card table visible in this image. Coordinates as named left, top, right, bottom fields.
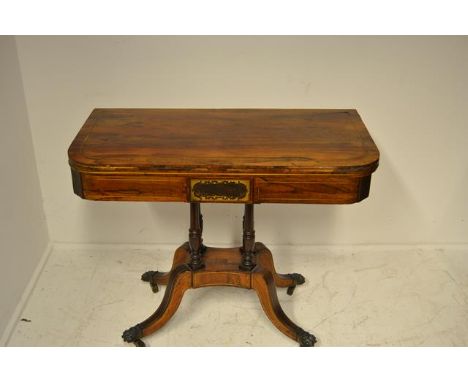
left=68, top=108, right=379, bottom=346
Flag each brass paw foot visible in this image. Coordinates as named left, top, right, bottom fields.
left=297, top=328, right=317, bottom=347
left=141, top=270, right=164, bottom=293
left=122, top=324, right=146, bottom=347
left=285, top=273, right=306, bottom=296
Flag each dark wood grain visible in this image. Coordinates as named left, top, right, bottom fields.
left=128, top=242, right=316, bottom=346
left=70, top=109, right=380, bottom=346
left=254, top=175, right=371, bottom=204
left=69, top=108, right=378, bottom=174
left=80, top=173, right=187, bottom=201
left=68, top=109, right=379, bottom=204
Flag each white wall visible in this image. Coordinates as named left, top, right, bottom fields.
left=15, top=36, right=468, bottom=246
left=0, top=36, right=49, bottom=337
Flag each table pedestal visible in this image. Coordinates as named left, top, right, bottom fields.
left=122, top=203, right=317, bottom=347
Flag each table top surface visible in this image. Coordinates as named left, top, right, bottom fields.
left=68, top=108, right=379, bottom=176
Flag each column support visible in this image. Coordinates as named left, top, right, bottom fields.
left=240, top=203, right=255, bottom=271
left=189, top=202, right=204, bottom=270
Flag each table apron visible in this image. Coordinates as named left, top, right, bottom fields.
left=72, top=169, right=371, bottom=204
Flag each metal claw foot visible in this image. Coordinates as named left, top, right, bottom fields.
left=288, top=273, right=306, bottom=285
left=286, top=286, right=296, bottom=296
left=286, top=273, right=306, bottom=296
left=122, top=324, right=144, bottom=346
left=297, top=329, right=317, bottom=347
left=141, top=270, right=163, bottom=293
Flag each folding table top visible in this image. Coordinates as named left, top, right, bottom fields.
left=68, top=109, right=379, bottom=204
left=68, top=108, right=379, bottom=176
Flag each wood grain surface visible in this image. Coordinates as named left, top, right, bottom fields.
left=130, top=242, right=316, bottom=346
left=68, top=109, right=379, bottom=204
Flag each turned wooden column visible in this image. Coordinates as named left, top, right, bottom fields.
left=240, top=204, right=255, bottom=271
left=189, top=202, right=204, bottom=270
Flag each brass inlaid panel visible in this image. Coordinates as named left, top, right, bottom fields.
left=190, top=179, right=250, bottom=202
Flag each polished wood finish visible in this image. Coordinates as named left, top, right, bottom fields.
left=123, top=203, right=316, bottom=347
left=124, top=241, right=316, bottom=347
left=68, top=108, right=379, bottom=346
left=68, top=109, right=379, bottom=204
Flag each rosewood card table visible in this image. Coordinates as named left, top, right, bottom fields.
left=68, top=108, right=379, bottom=347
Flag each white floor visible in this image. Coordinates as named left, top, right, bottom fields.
left=6, top=244, right=468, bottom=346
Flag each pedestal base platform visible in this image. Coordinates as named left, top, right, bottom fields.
left=122, top=242, right=316, bottom=347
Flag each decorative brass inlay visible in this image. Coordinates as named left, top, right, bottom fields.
left=191, top=179, right=250, bottom=202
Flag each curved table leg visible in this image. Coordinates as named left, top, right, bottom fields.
left=255, top=243, right=306, bottom=295
left=122, top=264, right=192, bottom=346
left=252, top=271, right=316, bottom=347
